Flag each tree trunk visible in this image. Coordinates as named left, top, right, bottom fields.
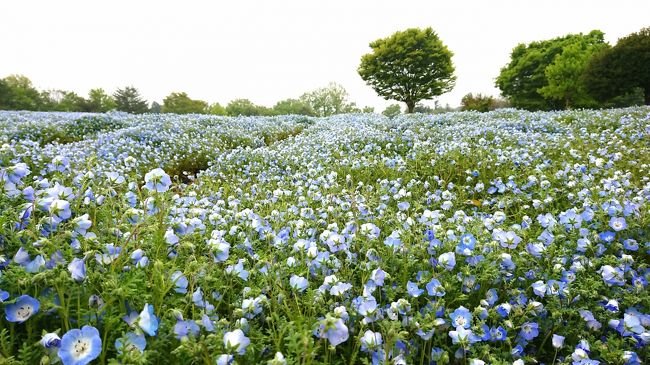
left=406, top=101, right=415, bottom=113
left=645, top=89, right=650, bottom=105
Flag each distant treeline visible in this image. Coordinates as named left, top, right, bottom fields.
left=0, top=79, right=378, bottom=117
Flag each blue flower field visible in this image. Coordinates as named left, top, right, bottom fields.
left=0, top=108, right=649, bottom=364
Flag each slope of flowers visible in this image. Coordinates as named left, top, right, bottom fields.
left=0, top=108, right=648, bottom=365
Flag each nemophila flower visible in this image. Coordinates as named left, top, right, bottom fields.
left=58, top=325, right=102, bottom=365
left=370, top=268, right=386, bottom=286
left=67, top=258, right=86, bottom=282
left=289, top=275, right=308, bottom=292
left=130, top=249, right=149, bottom=268
left=49, top=199, right=71, bottom=222
left=601, top=265, right=625, bottom=286
left=610, top=217, right=627, bottom=231
left=226, top=259, right=249, bottom=281
left=526, top=242, right=546, bottom=258
left=48, top=155, right=70, bottom=173
left=360, top=330, right=382, bottom=352
left=519, top=322, right=539, bottom=341
left=552, top=334, right=565, bottom=348
left=268, top=352, right=287, bottom=365
left=5, top=295, right=39, bottom=323
left=426, top=278, right=445, bottom=297
left=95, top=244, right=122, bottom=265
left=4, top=162, right=30, bottom=184
left=397, top=201, right=410, bottom=211
left=171, top=271, right=188, bottom=294
left=174, top=319, right=200, bottom=340
left=383, top=231, right=402, bottom=251
left=449, top=306, right=472, bottom=329
left=216, top=354, right=234, bottom=365
left=457, top=233, right=476, bottom=256
left=438, top=252, right=456, bottom=271
left=138, top=303, right=159, bottom=336
left=144, top=168, right=172, bottom=193
left=623, top=239, right=639, bottom=251
left=115, top=332, right=146, bottom=354
left=407, top=281, right=424, bottom=297
left=41, top=332, right=61, bottom=348
left=88, top=295, right=105, bottom=310
left=531, top=281, right=547, bottom=297
left=0, top=290, right=9, bottom=302
left=599, top=231, right=616, bottom=243
left=448, top=326, right=478, bottom=345
left=330, top=282, right=352, bottom=296
left=317, top=315, right=349, bottom=346
left=359, top=223, right=380, bottom=239
left=623, top=351, right=641, bottom=365
left=485, top=288, right=498, bottom=306
left=72, top=214, right=92, bottom=236
left=223, top=329, right=250, bottom=355
left=490, top=326, right=507, bottom=341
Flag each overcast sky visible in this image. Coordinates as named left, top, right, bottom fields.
left=1, top=0, right=648, bottom=111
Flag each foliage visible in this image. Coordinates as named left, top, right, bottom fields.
left=272, top=98, right=315, bottom=116
left=0, top=75, right=43, bottom=111
left=382, top=104, right=402, bottom=119
left=539, top=39, right=607, bottom=108
left=358, top=27, right=456, bottom=113
left=162, top=92, right=208, bottom=114
left=86, top=88, right=116, bottom=112
left=225, top=99, right=271, bottom=116
left=496, top=30, right=607, bottom=110
left=584, top=27, right=650, bottom=105
left=299, top=82, right=357, bottom=117
left=461, top=93, right=496, bottom=112
left=207, top=103, right=227, bottom=116
left=0, top=108, right=649, bottom=364
left=113, top=86, right=149, bottom=114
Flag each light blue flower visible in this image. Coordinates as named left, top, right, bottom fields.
left=138, top=303, right=159, bottom=336
left=407, top=281, right=424, bottom=297
left=5, top=295, right=39, bottom=323
left=58, top=325, right=102, bottom=365
left=115, top=332, right=146, bottom=354
left=360, top=330, right=382, bottom=352
left=426, top=278, right=445, bottom=297
left=317, top=315, right=349, bottom=346
left=40, top=332, right=61, bottom=348
left=438, top=252, right=456, bottom=271
left=143, top=168, right=172, bottom=193
left=609, top=217, right=627, bottom=232
left=519, top=322, right=539, bottom=341
left=289, top=275, right=309, bottom=292
left=171, top=271, right=188, bottom=294
left=449, top=306, right=472, bottom=329
left=174, top=319, right=200, bottom=340
left=552, top=334, right=565, bottom=348
left=68, top=258, right=86, bottom=282
left=223, top=329, right=250, bottom=355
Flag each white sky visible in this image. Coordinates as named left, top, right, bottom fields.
left=1, top=0, right=648, bottom=111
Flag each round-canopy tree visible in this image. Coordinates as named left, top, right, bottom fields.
left=358, top=27, right=456, bottom=113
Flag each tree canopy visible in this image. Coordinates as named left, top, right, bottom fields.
left=113, top=86, right=149, bottom=114
left=358, top=27, right=456, bottom=113
left=162, top=92, right=208, bottom=114
left=299, top=83, right=357, bottom=117
left=583, top=27, right=650, bottom=105
left=496, top=30, right=607, bottom=110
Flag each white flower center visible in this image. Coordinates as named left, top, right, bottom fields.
left=73, top=339, right=91, bottom=358
left=16, top=305, right=33, bottom=320
left=455, top=316, right=466, bottom=327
